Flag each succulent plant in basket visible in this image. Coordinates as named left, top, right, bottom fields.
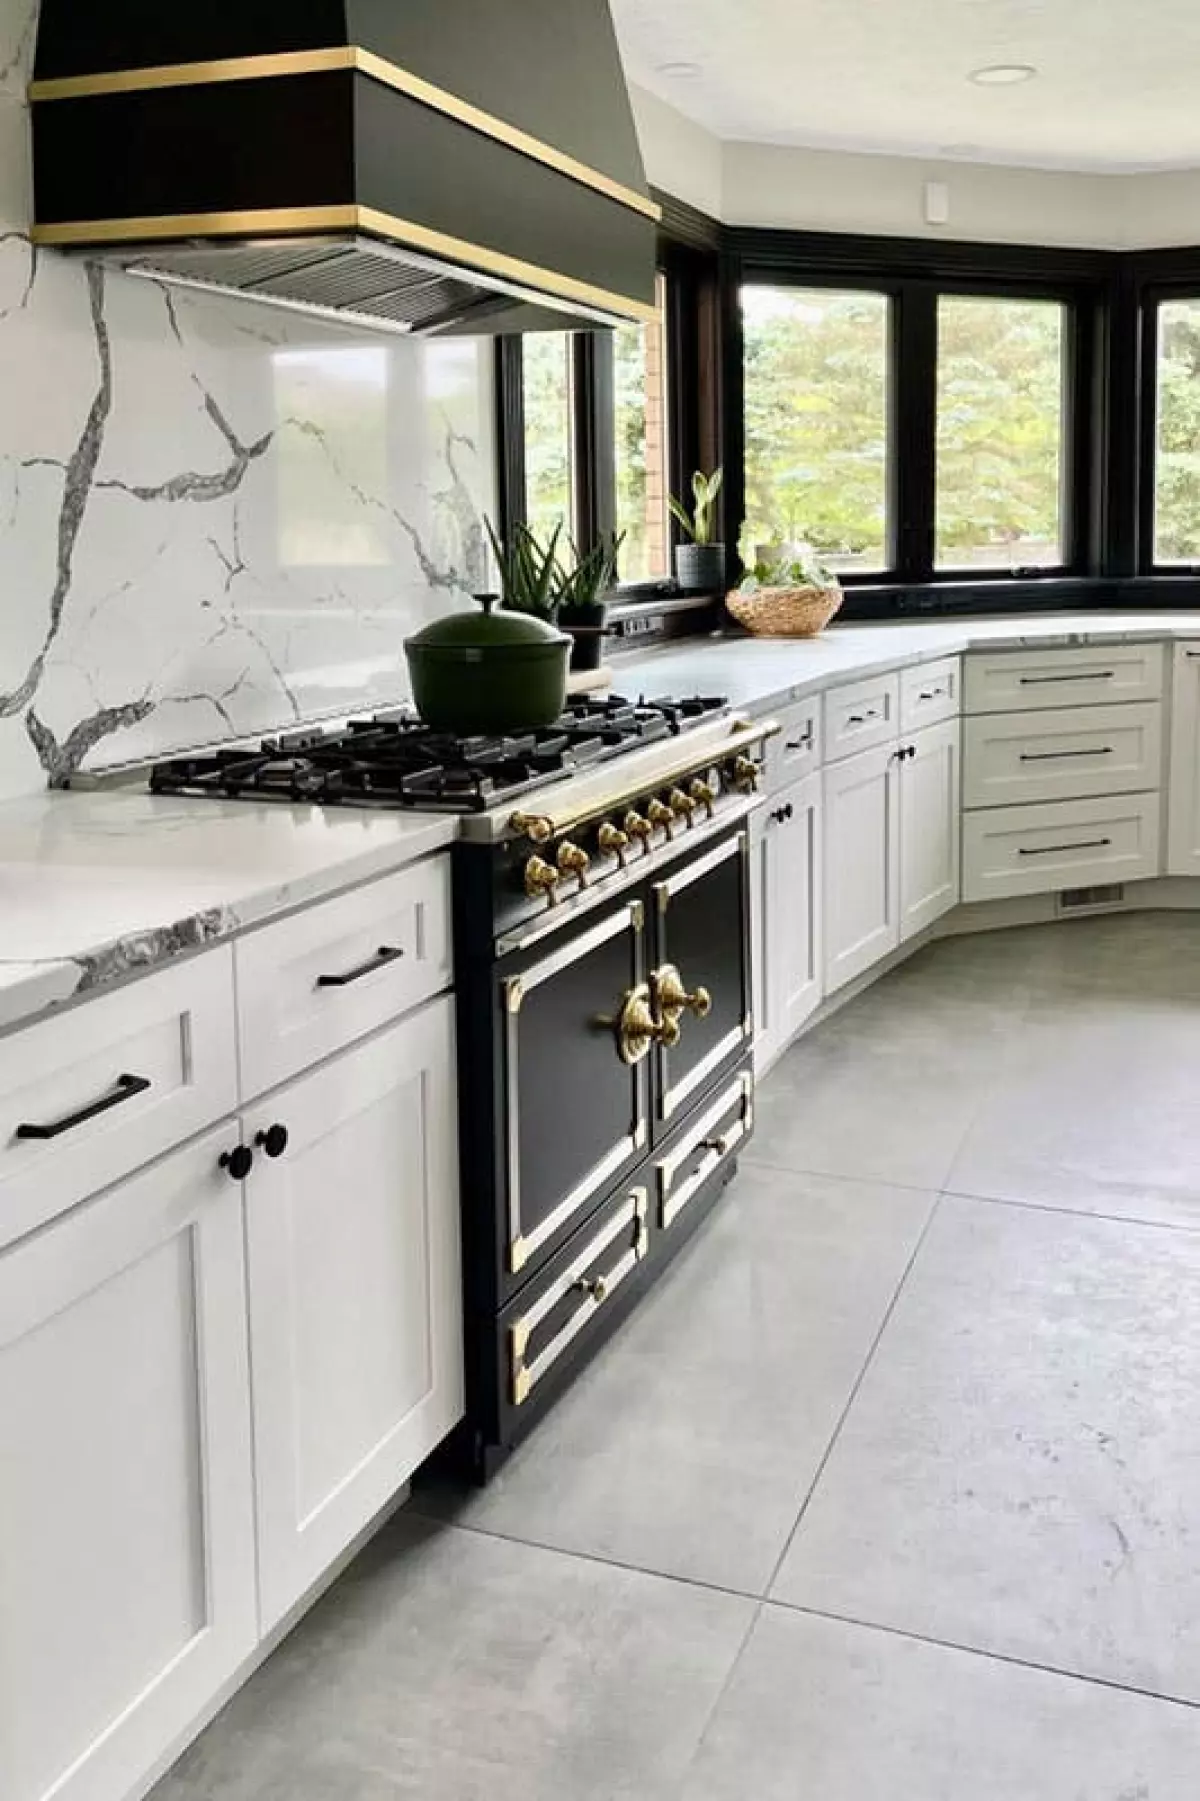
left=669, top=468, right=725, bottom=593
left=727, top=535, right=844, bottom=639
left=557, top=531, right=626, bottom=672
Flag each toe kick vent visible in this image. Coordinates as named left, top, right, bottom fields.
left=1057, top=883, right=1126, bottom=913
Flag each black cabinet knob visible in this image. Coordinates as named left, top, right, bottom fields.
left=219, top=1144, right=254, bottom=1182
left=256, top=1123, right=290, bottom=1160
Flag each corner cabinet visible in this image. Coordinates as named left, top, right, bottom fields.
left=0, top=1129, right=257, bottom=1801
left=1168, top=643, right=1200, bottom=876
left=753, top=770, right=824, bottom=1070
left=244, top=995, right=463, bottom=1632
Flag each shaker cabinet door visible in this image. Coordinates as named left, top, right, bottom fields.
left=824, top=744, right=901, bottom=994
left=900, top=718, right=962, bottom=943
left=1168, top=644, right=1200, bottom=877
left=245, top=998, right=463, bottom=1633
left=0, top=1130, right=256, bottom=1801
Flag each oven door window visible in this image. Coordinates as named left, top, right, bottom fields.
left=501, top=900, right=649, bottom=1284
left=651, top=831, right=752, bottom=1126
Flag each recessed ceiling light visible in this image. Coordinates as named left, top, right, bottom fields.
left=656, top=60, right=702, bottom=79
left=969, top=63, right=1038, bottom=85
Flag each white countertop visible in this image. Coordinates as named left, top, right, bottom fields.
left=0, top=788, right=458, bottom=1032
left=613, top=612, right=1200, bottom=712
left=5, top=610, right=1200, bottom=1035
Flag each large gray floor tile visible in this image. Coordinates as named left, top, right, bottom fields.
left=773, top=1195, right=1200, bottom=1702
left=948, top=982, right=1200, bottom=1227
left=679, top=1605, right=1200, bottom=1801
left=152, top=1514, right=754, bottom=1801
left=1017, top=910, right=1200, bottom=999
left=416, top=1164, right=934, bottom=1595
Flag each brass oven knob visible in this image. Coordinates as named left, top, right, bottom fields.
left=511, top=811, right=554, bottom=844
left=556, top=839, right=591, bottom=887
left=624, top=811, right=654, bottom=853
left=524, top=855, right=560, bottom=902
left=597, top=821, right=630, bottom=865
left=689, top=777, right=717, bottom=817
left=668, top=787, right=698, bottom=824
left=732, top=755, right=760, bottom=794
left=647, top=797, right=675, bottom=836
left=654, top=963, right=713, bottom=1022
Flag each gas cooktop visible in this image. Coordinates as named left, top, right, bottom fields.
left=147, top=694, right=730, bottom=813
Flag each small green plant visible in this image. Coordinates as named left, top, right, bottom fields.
left=485, top=518, right=564, bottom=620
left=736, top=529, right=840, bottom=593
left=557, top=531, right=626, bottom=618
left=669, top=468, right=724, bottom=545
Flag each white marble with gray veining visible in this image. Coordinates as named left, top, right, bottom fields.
left=0, top=785, right=459, bottom=1032
left=0, top=0, right=495, bottom=803
left=614, top=610, right=1200, bottom=711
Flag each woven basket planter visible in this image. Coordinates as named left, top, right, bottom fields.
left=726, top=583, right=843, bottom=639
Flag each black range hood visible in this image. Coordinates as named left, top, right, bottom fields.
left=29, top=1, right=660, bottom=336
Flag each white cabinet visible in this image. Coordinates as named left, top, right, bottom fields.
left=900, top=717, right=962, bottom=943
left=752, top=771, right=823, bottom=1070
left=824, top=743, right=900, bottom=993
left=245, top=996, right=463, bottom=1631
left=0, top=1129, right=257, bottom=1801
left=1167, top=643, right=1200, bottom=876
left=965, top=643, right=1164, bottom=713
left=962, top=793, right=1161, bottom=903
left=964, top=702, right=1162, bottom=810
left=824, top=672, right=901, bottom=762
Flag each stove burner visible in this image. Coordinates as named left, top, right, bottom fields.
left=148, top=694, right=730, bottom=812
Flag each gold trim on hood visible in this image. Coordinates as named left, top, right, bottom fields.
left=29, top=203, right=663, bottom=326
left=28, top=46, right=663, bottom=224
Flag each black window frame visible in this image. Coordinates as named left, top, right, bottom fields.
left=726, top=230, right=1107, bottom=619
left=1137, top=276, right=1200, bottom=579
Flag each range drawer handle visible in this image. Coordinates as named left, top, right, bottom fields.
left=316, top=944, right=405, bottom=988
left=572, top=1275, right=609, bottom=1304
left=1019, top=747, right=1113, bottom=762
left=1017, top=837, right=1113, bottom=857
left=16, top=1072, right=152, bottom=1141
left=1018, top=671, right=1114, bottom=685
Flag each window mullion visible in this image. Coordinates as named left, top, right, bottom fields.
left=572, top=333, right=616, bottom=551
left=893, top=282, right=937, bottom=583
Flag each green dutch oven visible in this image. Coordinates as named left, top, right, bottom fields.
left=404, top=594, right=570, bottom=735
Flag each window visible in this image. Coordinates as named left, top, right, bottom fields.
left=935, top=295, right=1066, bottom=572
left=612, top=275, right=670, bottom=582
left=1154, top=298, right=1200, bottom=565
left=741, top=285, right=891, bottom=574
left=521, top=332, right=574, bottom=540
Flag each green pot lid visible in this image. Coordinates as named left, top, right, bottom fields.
left=407, top=594, right=567, bottom=650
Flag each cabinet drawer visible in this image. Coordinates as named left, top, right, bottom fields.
left=507, top=1185, right=650, bottom=1411
left=964, top=703, right=1163, bottom=809
left=823, top=673, right=901, bottom=761
left=765, top=698, right=822, bottom=789
left=656, top=1071, right=753, bottom=1232
left=900, top=657, right=960, bottom=732
left=962, top=794, right=1161, bottom=902
left=965, top=643, right=1164, bottom=714
left=0, top=952, right=237, bottom=1250
left=235, top=857, right=452, bottom=1096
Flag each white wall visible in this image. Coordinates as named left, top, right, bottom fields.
left=1115, top=171, right=1200, bottom=249
left=628, top=82, right=725, bottom=220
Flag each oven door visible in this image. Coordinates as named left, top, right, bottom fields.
left=500, top=897, right=650, bottom=1289
left=650, top=829, right=753, bottom=1128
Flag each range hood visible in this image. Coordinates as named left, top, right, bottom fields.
left=28, top=2, right=660, bottom=337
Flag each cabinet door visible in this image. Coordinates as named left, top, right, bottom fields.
left=767, top=771, right=825, bottom=1050
left=245, top=997, right=463, bottom=1632
left=824, top=743, right=900, bottom=994
left=900, top=717, right=962, bottom=943
left=0, top=1130, right=256, bottom=1801
left=1168, top=644, right=1200, bottom=876
left=651, top=831, right=752, bottom=1126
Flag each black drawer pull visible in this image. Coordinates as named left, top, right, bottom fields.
left=316, top=945, right=405, bottom=988
left=1019, top=747, right=1114, bottom=762
left=846, top=709, right=879, bottom=725
left=1017, top=837, right=1113, bottom=857
left=16, top=1072, right=151, bottom=1141
left=785, top=731, right=814, bottom=751
left=918, top=687, right=947, bottom=701
left=1018, top=671, right=1114, bottom=685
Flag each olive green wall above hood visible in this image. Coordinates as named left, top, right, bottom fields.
left=29, top=1, right=660, bottom=337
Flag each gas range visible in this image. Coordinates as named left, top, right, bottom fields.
left=147, top=694, right=732, bottom=818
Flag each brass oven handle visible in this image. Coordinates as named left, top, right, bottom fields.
left=616, top=984, right=682, bottom=1064
left=653, top=963, right=713, bottom=1022
left=573, top=1275, right=609, bottom=1303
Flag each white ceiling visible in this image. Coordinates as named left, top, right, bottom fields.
left=610, top=0, right=1200, bottom=174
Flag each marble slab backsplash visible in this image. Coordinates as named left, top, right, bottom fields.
left=0, top=0, right=496, bottom=800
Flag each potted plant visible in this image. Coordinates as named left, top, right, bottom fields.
left=670, top=468, right=725, bottom=592
left=556, top=531, right=625, bottom=671
left=484, top=517, right=564, bottom=620
left=725, top=534, right=844, bottom=638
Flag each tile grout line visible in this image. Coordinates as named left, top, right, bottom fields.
left=940, top=1182, right=1200, bottom=1239
left=768, top=1596, right=1200, bottom=1718
left=739, top=1150, right=941, bottom=1197
left=760, top=1189, right=946, bottom=1601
